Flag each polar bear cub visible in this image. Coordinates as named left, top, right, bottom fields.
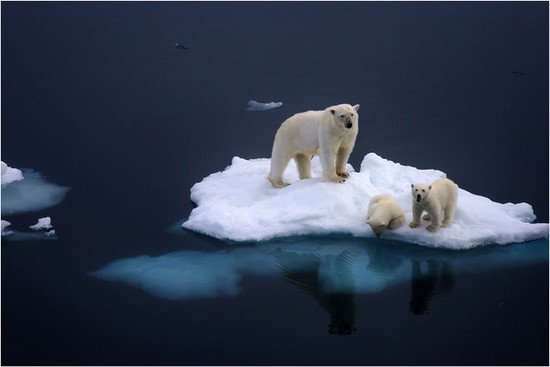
left=268, top=103, right=360, bottom=188
left=366, top=194, right=405, bottom=237
left=409, top=178, right=458, bottom=232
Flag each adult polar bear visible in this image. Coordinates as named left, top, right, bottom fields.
left=268, top=104, right=360, bottom=188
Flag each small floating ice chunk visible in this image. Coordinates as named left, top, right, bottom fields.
left=246, top=100, right=283, bottom=111
left=1, top=220, right=13, bottom=236
left=29, top=217, right=52, bottom=230
left=174, top=42, right=188, bottom=50
left=1, top=161, right=24, bottom=186
left=182, top=153, right=549, bottom=249
left=1, top=220, right=11, bottom=231
left=1, top=219, right=57, bottom=240
left=2, top=218, right=58, bottom=240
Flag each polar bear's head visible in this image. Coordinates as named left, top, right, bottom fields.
left=411, top=183, right=431, bottom=203
left=329, top=104, right=360, bottom=130
left=366, top=217, right=387, bottom=238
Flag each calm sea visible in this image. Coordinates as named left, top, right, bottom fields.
left=2, top=2, right=548, bottom=365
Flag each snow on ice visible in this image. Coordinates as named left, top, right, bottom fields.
left=182, top=153, right=548, bottom=249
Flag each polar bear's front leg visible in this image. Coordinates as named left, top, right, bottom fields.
left=319, top=138, right=345, bottom=183
left=409, top=203, right=423, bottom=228
left=294, top=154, right=312, bottom=180
left=336, top=146, right=352, bottom=178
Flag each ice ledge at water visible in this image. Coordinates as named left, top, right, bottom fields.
left=182, top=153, right=549, bottom=249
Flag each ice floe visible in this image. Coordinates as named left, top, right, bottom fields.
left=182, top=153, right=548, bottom=249
left=29, top=217, right=53, bottom=230
left=1, top=220, right=13, bottom=236
left=1, top=161, right=24, bottom=186
left=246, top=100, right=283, bottom=111
left=92, top=237, right=548, bottom=301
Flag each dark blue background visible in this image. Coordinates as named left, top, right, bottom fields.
left=2, top=2, right=548, bottom=365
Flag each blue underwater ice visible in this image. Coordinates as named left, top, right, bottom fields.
left=92, top=237, right=548, bottom=301
left=1, top=170, right=70, bottom=215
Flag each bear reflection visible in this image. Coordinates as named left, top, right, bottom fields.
left=409, top=260, right=454, bottom=315
left=274, top=249, right=357, bottom=335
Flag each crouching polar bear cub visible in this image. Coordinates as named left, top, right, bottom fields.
left=366, top=194, right=405, bottom=237
left=409, top=178, right=458, bottom=232
left=268, top=104, right=360, bottom=188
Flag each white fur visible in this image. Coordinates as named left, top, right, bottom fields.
left=409, top=178, right=458, bottom=232
left=268, top=104, right=360, bottom=188
left=366, top=194, right=405, bottom=237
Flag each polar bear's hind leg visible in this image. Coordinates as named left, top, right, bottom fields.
left=389, top=214, right=405, bottom=230
left=268, top=148, right=292, bottom=188
left=268, top=175, right=290, bottom=188
left=442, top=205, right=456, bottom=227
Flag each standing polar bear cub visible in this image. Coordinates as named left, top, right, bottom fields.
left=268, top=103, right=360, bottom=188
left=366, top=194, right=405, bottom=237
left=409, top=178, right=458, bottom=232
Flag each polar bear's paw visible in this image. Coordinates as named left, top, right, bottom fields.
left=267, top=176, right=290, bottom=189
left=426, top=224, right=440, bottom=232
left=327, top=173, right=347, bottom=184
left=337, top=171, right=350, bottom=179
left=422, top=213, right=431, bottom=221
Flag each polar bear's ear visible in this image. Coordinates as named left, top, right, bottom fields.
left=330, top=109, right=335, bottom=115
left=429, top=185, right=432, bottom=190
left=353, top=104, right=360, bottom=111
left=410, top=184, right=414, bottom=188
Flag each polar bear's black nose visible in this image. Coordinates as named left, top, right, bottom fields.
left=416, top=194, right=421, bottom=202
left=346, top=123, right=353, bottom=129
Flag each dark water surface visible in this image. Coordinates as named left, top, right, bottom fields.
left=2, top=2, right=548, bottom=365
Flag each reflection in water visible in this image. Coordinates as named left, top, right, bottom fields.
left=1, top=230, right=57, bottom=241
left=409, top=260, right=455, bottom=315
left=92, top=238, right=548, bottom=323
left=275, top=249, right=357, bottom=335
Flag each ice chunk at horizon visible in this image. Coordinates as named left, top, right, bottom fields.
left=92, top=238, right=548, bottom=301
left=182, top=153, right=548, bottom=249
left=29, top=217, right=52, bottom=230
left=1, top=161, right=24, bottom=186
left=246, top=100, right=283, bottom=111
left=1, top=170, right=70, bottom=215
